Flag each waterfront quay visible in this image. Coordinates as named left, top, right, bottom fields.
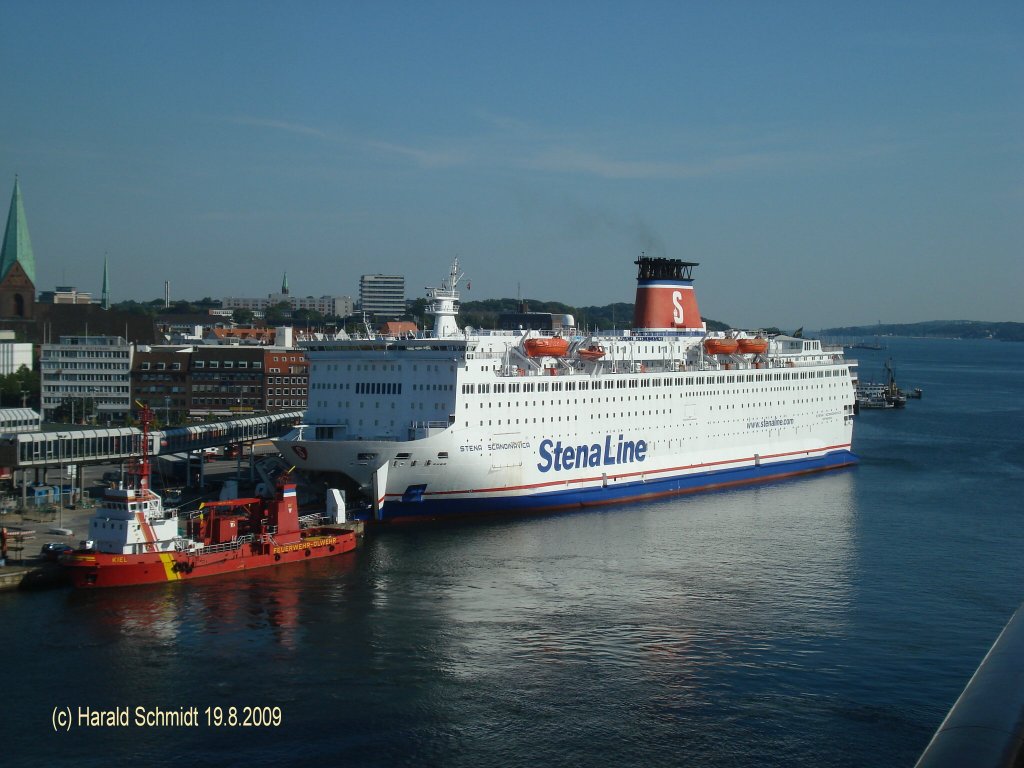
left=0, top=458, right=241, bottom=589
left=0, top=418, right=326, bottom=583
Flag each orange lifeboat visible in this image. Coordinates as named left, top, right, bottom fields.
left=737, top=337, right=768, bottom=354
left=524, top=337, right=571, bottom=357
left=703, top=338, right=739, bottom=355
left=577, top=345, right=606, bottom=361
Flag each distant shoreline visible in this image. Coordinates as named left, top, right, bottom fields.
left=818, top=320, right=1024, bottom=342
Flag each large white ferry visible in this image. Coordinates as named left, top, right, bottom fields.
left=276, top=257, right=857, bottom=522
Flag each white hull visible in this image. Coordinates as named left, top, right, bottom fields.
left=277, top=339, right=856, bottom=520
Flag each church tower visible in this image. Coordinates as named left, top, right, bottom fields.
left=0, top=176, right=37, bottom=319
left=101, top=254, right=111, bottom=309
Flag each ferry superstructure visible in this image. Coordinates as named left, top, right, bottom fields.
left=276, top=257, right=857, bottom=521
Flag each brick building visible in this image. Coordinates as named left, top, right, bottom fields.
left=263, top=349, right=308, bottom=411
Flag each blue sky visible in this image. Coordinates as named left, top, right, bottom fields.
left=2, top=1, right=1021, bottom=329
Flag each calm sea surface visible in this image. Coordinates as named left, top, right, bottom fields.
left=3, top=337, right=1023, bottom=767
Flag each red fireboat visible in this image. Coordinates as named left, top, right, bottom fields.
left=61, top=403, right=358, bottom=588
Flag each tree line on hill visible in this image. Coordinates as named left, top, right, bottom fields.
left=455, top=298, right=733, bottom=333
left=114, top=295, right=1021, bottom=341
left=112, top=296, right=738, bottom=333
left=111, top=298, right=334, bottom=328
left=819, top=320, right=1024, bottom=342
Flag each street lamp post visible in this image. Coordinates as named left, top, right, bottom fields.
left=56, top=433, right=65, bottom=529
left=86, top=387, right=97, bottom=424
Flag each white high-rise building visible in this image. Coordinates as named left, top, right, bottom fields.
left=40, top=336, right=134, bottom=423
left=359, top=274, right=405, bottom=319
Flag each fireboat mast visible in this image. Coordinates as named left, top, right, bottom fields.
left=129, top=401, right=154, bottom=492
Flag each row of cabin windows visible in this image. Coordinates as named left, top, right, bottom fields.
left=465, top=383, right=845, bottom=409
left=314, top=363, right=453, bottom=372
left=312, top=382, right=451, bottom=391
left=462, top=399, right=841, bottom=429
left=460, top=367, right=848, bottom=395
left=355, top=382, right=403, bottom=395
left=161, top=360, right=265, bottom=370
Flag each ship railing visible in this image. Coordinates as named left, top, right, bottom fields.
left=471, top=330, right=524, bottom=338
left=409, top=420, right=450, bottom=440
left=299, top=512, right=325, bottom=528
left=176, top=534, right=255, bottom=555
left=203, top=534, right=255, bottom=555
left=465, top=349, right=505, bottom=360
left=258, top=529, right=279, bottom=546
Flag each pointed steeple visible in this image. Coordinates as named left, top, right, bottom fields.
left=282, top=272, right=290, bottom=295
left=102, top=254, right=111, bottom=309
left=0, top=176, right=37, bottom=285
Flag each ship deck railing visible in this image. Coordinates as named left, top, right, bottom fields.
left=175, top=533, right=255, bottom=555
left=409, top=420, right=450, bottom=440
left=258, top=529, right=279, bottom=546
left=495, top=353, right=851, bottom=378
left=299, top=513, right=325, bottom=528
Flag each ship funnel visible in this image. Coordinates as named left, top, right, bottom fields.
left=632, top=256, right=705, bottom=332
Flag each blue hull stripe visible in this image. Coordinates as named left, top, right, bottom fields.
left=360, top=449, right=857, bottom=522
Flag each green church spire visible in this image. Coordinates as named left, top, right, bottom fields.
left=102, top=254, right=111, bottom=309
left=282, top=271, right=289, bottom=295
left=0, top=176, right=37, bottom=285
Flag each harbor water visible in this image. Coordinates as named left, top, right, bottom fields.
left=3, top=337, right=1022, bottom=767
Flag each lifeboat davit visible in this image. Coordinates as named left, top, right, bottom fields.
left=704, top=338, right=739, bottom=355
left=577, top=345, right=606, bottom=361
left=737, top=337, right=768, bottom=354
left=525, top=337, right=571, bottom=357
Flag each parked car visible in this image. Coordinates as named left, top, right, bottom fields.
left=40, top=542, right=74, bottom=561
